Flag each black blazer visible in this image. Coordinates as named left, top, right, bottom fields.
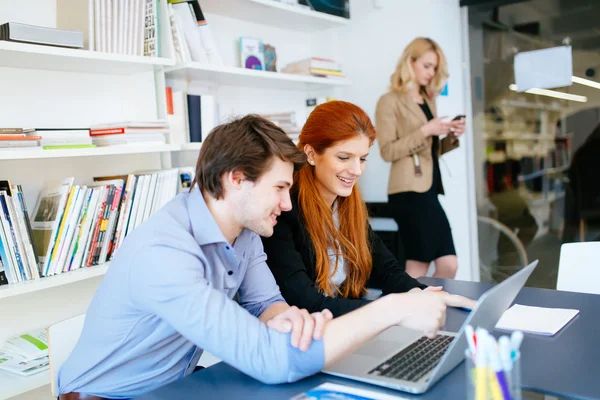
left=261, top=193, right=426, bottom=317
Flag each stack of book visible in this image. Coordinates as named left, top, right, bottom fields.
left=167, top=90, right=217, bottom=144
left=56, top=0, right=160, bottom=56
left=282, top=57, right=345, bottom=79
left=167, top=0, right=222, bottom=65
left=0, top=331, right=49, bottom=377
left=26, top=129, right=94, bottom=150
left=0, top=170, right=188, bottom=285
left=0, top=128, right=41, bottom=150
left=89, top=121, right=169, bottom=147
left=260, top=112, right=301, bottom=143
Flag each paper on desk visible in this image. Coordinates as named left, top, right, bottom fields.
left=290, top=382, right=409, bottom=400
left=496, top=304, right=579, bottom=336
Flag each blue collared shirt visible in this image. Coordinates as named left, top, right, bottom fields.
left=58, top=188, right=325, bottom=399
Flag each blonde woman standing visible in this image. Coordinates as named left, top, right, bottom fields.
left=375, top=37, right=465, bottom=279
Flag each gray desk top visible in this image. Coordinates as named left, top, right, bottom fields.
left=137, top=278, right=600, bottom=400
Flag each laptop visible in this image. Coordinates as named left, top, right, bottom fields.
left=323, top=260, right=538, bottom=394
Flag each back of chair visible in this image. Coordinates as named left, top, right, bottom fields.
left=47, top=314, right=86, bottom=397
left=557, top=242, right=600, bottom=294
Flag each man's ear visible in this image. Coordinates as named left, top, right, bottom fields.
left=227, top=170, right=246, bottom=190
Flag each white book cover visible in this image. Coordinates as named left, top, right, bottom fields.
left=142, top=173, right=159, bottom=222
left=47, top=186, right=79, bottom=276
left=8, top=190, right=39, bottom=279
left=124, top=176, right=142, bottom=237
left=0, top=192, right=29, bottom=281
left=128, top=175, right=147, bottom=234
left=111, top=174, right=136, bottom=257
left=106, top=0, right=112, bottom=52
left=200, top=95, right=217, bottom=139
left=63, top=187, right=92, bottom=273
left=0, top=331, right=48, bottom=361
left=0, top=210, right=21, bottom=283
left=0, top=353, right=48, bottom=377
left=168, top=3, right=191, bottom=63
left=168, top=91, right=189, bottom=145
left=173, top=2, right=208, bottom=64
left=30, top=177, right=74, bottom=276
left=71, top=188, right=101, bottom=270
left=94, top=0, right=102, bottom=52
left=193, top=2, right=223, bottom=66
left=149, top=171, right=164, bottom=217
left=54, top=186, right=87, bottom=275
left=239, top=36, right=264, bottom=70
left=118, top=0, right=126, bottom=53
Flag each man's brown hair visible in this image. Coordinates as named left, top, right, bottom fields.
left=191, top=114, right=306, bottom=199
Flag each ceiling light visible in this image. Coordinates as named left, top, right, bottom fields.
left=572, top=76, right=600, bottom=90
left=509, top=84, right=587, bottom=103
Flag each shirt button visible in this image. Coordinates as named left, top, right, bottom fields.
left=228, top=271, right=233, bottom=275
left=225, top=245, right=230, bottom=250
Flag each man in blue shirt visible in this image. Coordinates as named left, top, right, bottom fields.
left=58, top=115, right=468, bottom=400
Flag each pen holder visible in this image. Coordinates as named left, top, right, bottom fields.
left=465, top=350, right=521, bottom=400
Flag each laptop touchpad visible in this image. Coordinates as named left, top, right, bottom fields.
left=354, top=339, right=400, bottom=359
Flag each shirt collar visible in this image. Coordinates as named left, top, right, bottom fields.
left=186, top=187, right=253, bottom=249
left=187, top=187, right=228, bottom=246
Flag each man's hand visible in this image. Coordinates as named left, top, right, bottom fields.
left=266, top=306, right=333, bottom=351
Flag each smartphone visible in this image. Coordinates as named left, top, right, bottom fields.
left=452, top=114, right=466, bottom=121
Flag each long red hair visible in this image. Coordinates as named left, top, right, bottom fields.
left=296, top=101, right=376, bottom=298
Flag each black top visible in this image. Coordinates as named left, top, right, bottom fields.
left=261, top=192, right=426, bottom=317
left=418, top=102, right=444, bottom=194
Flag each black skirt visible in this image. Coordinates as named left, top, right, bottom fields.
left=388, top=161, right=456, bottom=263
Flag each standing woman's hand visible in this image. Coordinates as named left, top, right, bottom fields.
left=450, top=117, right=466, bottom=138
left=420, top=116, right=453, bottom=137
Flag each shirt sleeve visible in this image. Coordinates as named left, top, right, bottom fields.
left=262, top=213, right=371, bottom=317
left=237, top=233, right=286, bottom=317
left=128, top=243, right=324, bottom=384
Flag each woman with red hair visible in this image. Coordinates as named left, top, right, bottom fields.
left=261, top=100, right=455, bottom=317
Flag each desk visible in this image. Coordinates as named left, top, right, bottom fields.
left=137, top=278, right=600, bottom=400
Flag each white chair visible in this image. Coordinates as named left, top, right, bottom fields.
left=47, top=314, right=86, bottom=398
left=557, top=242, right=600, bottom=295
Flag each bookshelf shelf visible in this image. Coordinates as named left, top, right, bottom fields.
left=201, top=0, right=349, bottom=31
left=0, top=264, right=109, bottom=300
left=0, top=144, right=182, bottom=161
left=0, top=41, right=175, bottom=75
left=0, top=369, right=50, bottom=400
left=180, top=143, right=203, bottom=151
left=165, top=63, right=351, bottom=90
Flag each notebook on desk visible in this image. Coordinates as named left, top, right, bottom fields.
left=496, top=304, right=579, bottom=336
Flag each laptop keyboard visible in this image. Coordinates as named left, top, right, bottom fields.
left=368, top=335, right=454, bottom=382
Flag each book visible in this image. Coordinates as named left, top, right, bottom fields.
left=290, top=383, right=400, bottom=400
left=239, top=37, right=264, bottom=70
left=30, top=177, right=74, bottom=275
left=0, top=22, right=83, bottom=48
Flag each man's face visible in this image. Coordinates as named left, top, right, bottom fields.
left=235, top=157, right=294, bottom=237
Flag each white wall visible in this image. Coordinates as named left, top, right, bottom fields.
left=338, top=0, right=477, bottom=280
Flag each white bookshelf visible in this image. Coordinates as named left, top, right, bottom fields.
left=0, top=264, right=109, bottom=300
left=0, top=369, right=50, bottom=400
left=0, top=144, right=182, bottom=161
left=180, top=143, right=203, bottom=151
left=0, top=41, right=175, bottom=75
left=165, top=63, right=351, bottom=90
left=201, top=0, right=349, bottom=31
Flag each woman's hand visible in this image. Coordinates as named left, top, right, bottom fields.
left=449, top=117, right=466, bottom=138
left=420, top=117, right=454, bottom=137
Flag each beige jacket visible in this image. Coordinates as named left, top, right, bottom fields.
left=375, top=90, right=454, bottom=195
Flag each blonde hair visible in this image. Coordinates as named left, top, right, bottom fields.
left=390, top=37, right=449, bottom=97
